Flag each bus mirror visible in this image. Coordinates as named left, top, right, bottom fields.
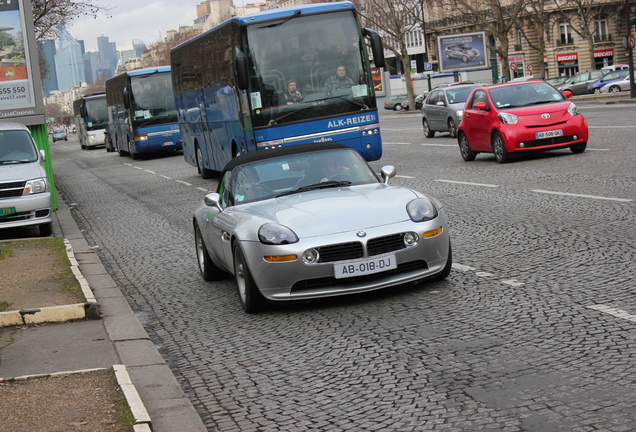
left=123, top=88, right=130, bottom=109
left=235, top=48, right=249, bottom=90
left=363, top=28, right=385, bottom=68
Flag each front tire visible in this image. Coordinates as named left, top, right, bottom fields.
left=448, top=118, right=457, bottom=138
left=458, top=133, right=476, bottom=161
left=394, top=104, right=403, bottom=111
left=570, top=142, right=587, bottom=154
left=609, top=85, right=621, bottom=93
left=196, top=144, right=214, bottom=179
left=233, top=244, right=266, bottom=313
left=195, top=223, right=227, bottom=281
left=423, top=118, right=435, bottom=138
left=492, top=131, right=510, bottom=163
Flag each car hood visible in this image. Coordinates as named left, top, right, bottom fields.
left=0, top=161, right=46, bottom=181
left=240, top=184, right=420, bottom=238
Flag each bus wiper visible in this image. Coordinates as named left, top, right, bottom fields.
left=326, top=95, right=369, bottom=110
left=259, top=10, right=301, bottom=28
left=136, top=70, right=159, bottom=79
left=276, top=181, right=352, bottom=197
left=269, top=104, right=317, bottom=125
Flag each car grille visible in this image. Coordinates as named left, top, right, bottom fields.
left=0, top=181, right=25, bottom=199
left=316, top=232, right=410, bottom=264
left=523, top=135, right=579, bottom=147
left=291, top=260, right=429, bottom=293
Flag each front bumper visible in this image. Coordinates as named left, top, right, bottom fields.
left=500, top=117, right=589, bottom=153
left=238, top=214, right=451, bottom=302
left=0, top=192, right=53, bottom=230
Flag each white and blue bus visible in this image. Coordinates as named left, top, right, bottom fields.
left=170, top=1, right=384, bottom=178
left=105, top=66, right=182, bottom=159
left=73, top=92, right=109, bottom=150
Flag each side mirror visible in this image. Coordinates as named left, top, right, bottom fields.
left=123, top=88, right=130, bottom=109
left=235, top=48, right=249, bottom=90
left=473, top=101, right=487, bottom=110
left=436, top=101, right=446, bottom=107
left=203, top=192, right=223, bottom=211
left=363, top=28, right=385, bottom=68
left=39, top=149, right=46, bottom=161
left=380, top=165, right=396, bottom=184
left=562, top=90, right=573, bottom=99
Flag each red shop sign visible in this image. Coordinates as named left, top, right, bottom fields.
left=556, top=53, right=578, bottom=62
left=594, top=49, right=614, bottom=58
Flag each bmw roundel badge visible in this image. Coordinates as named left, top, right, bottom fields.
left=357, top=231, right=367, bottom=237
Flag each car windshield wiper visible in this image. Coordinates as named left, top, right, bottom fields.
left=525, top=100, right=557, bottom=106
left=276, top=181, right=352, bottom=197
left=0, top=159, right=32, bottom=164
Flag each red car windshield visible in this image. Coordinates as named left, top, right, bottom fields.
left=489, top=83, right=566, bottom=109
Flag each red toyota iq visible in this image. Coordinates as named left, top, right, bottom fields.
left=456, top=81, right=589, bottom=163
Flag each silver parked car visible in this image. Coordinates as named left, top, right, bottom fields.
left=422, top=84, right=479, bottom=138
left=0, top=122, right=53, bottom=236
left=193, top=142, right=452, bottom=312
left=598, top=74, right=636, bottom=93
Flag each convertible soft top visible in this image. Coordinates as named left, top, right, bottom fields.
left=222, top=142, right=351, bottom=174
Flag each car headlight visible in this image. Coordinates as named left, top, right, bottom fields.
left=498, top=112, right=518, bottom=124
left=567, top=102, right=579, bottom=116
left=258, top=223, right=299, bottom=245
left=406, top=198, right=438, bottom=222
left=24, top=178, right=48, bottom=195
left=456, top=109, right=464, bottom=119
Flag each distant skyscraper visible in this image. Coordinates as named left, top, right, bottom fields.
left=38, top=39, right=58, bottom=97
left=133, top=39, right=147, bottom=58
left=55, top=27, right=86, bottom=91
left=97, top=35, right=118, bottom=79
left=83, top=51, right=100, bottom=84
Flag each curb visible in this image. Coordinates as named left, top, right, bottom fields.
left=0, top=365, right=153, bottom=431
left=0, top=238, right=98, bottom=327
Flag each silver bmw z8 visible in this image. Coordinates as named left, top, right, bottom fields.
left=193, top=142, right=452, bottom=312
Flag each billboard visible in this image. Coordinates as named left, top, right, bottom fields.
left=437, top=31, right=488, bottom=73
left=0, top=0, right=45, bottom=125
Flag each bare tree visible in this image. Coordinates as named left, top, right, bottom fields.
left=85, top=73, right=106, bottom=93
left=354, top=0, right=421, bottom=108
left=44, top=102, right=63, bottom=120
left=31, top=0, right=108, bottom=41
left=516, top=0, right=550, bottom=79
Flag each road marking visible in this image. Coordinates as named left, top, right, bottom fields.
left=531, top=189, right=632, bottom=202
left=422, top=143, right=455, bottom=147
left=159, top=175, right=172, bottom=180
left=144, top=169, right=156, bottom=174
left=502, top=279, right=525, bottom=287
left=396, top=175, right=415, bottom=179
left=475, top=271, right=495, bottom=277
left=384, top=142, right=412, bottom=145
left=587, top=305, right=636, bottom=323
left=586, top=148, right=609, bottom=151
left=452, top=263, right=476, bottom=272
left=197, top=187, right=209, bottom=192
left=436, top=179, right=499, bottom=188
left=175, top=180, right=192, bottom=186
left=453, top=263, right=526, bottom=287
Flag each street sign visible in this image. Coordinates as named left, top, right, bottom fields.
left=526, top=64, right=534, bottom=72
left=630, top=35, right=636, bottom=49
left=424, top=62, right=432, bottom=71
left=510, top=63, right=517, bottom=71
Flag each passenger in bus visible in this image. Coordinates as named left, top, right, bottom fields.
left=323, top=65, right=355, bottom=93
left=280, top=79, right=303, bottom=105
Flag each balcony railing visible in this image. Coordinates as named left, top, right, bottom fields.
left=594, top=34, right=612, bottom=42
left=556, top=39, right=574, bottom=46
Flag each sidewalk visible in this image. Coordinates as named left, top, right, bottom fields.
left=0, top=199, right=207, bottom=432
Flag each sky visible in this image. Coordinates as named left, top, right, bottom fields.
left=67, top=0, right=204, bottom=53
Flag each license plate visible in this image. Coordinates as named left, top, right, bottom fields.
left=536, top=129, right=563, bottom=139
left=1, top=207, right=15, bottom=216
left=162, top=141, right=174, bottom=146
left=334, top=255, right=397, bottom=279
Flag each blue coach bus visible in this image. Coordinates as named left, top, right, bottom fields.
left=105, top=66, right=182, bottom=159
left=170, top=1, right=384, bottom=178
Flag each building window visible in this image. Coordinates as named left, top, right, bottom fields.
left=595, top=17, right=609, bottom=42
left=559, top=22, right=572, bottom=45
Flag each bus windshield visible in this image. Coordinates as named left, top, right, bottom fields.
left=130, top=72, right=177, bottom=127
left=245, top=10, right=376, bottom=128
left=84, top=98, right=108, bottom=130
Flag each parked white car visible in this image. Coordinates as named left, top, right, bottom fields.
left=598, top=75, right=636, bottom=93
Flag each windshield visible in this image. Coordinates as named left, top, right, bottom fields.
left=0, top=130, right=38, bottom=164
left=245, top=10, right=375, bottom=128
left=445, top=86, right=476, bottom=104
left=490, top=82, right=566, bottom=109
left=130, top=72, right=177, bottom=127
left=84, top=97, right=108, bottom=130
left=227, top=148, right=378, bottom=205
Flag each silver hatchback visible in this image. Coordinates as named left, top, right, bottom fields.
left=421, top=84, right=479, bottom=138
left=0, top=122, right=53, bottom=236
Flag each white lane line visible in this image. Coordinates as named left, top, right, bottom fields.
left=159, top=175, right=172, bottom=180
left=452, top=263, right=476, bottom=272
left=175, top=180, right=192, bottom=186
left=531, top=189, right=633, bottom=202
left=144, top=169, right=156, bottom=174
left=475, top=271, right=495, bottom=277
left=453, top=263, right=525, bottom=287
left=197, top=187, right=209, bottom=192
left=436, top=179, right=499, bottom=188
left=502, top=279, right=525, bottom=287
left=396, top=175, right=415, bottom=179
left=587, top=305, right=636, bottom=323
left=422, top=143, right=455, bottom=147
left=586, top=148, right=609, bottom=151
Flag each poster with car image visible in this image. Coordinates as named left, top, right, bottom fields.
left=437, top=32, right=487, bottom=72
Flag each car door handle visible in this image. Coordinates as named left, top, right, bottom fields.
left=221, top=231, right=231, bottom=242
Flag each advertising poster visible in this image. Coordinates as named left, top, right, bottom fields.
left=0, top=0, right=36, bottom=112
left=437, top=31, right=487, bottom=73
left=371, top=67, right=382, bottom=92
